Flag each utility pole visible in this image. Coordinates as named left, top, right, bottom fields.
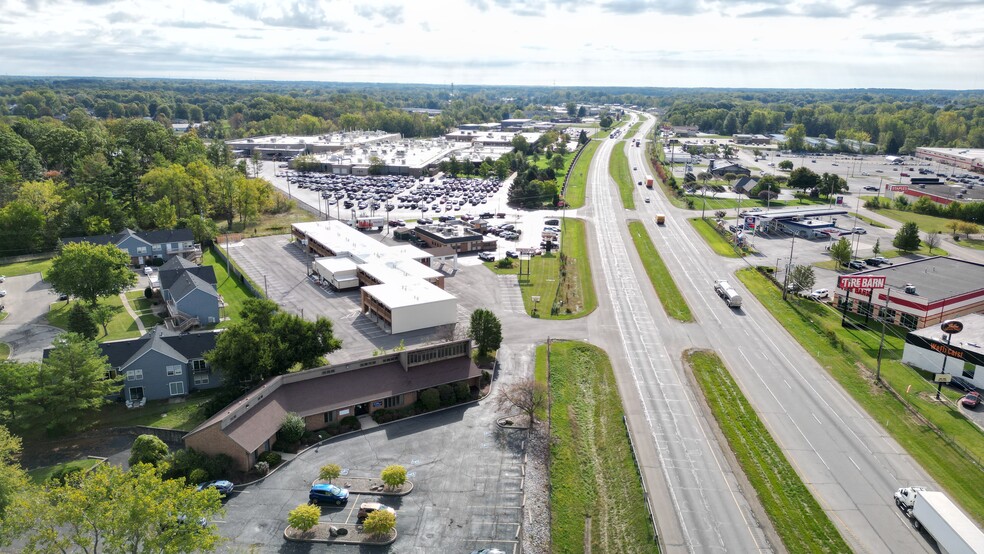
left=875, top=287, right=891, bottom=382
left=781, top=234, right=796, bottom=301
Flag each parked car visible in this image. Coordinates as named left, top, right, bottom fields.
left=868, top=256, right=891, bottom=266
left=949, top=375, right=977, bottom=393
left=505, top=250, right=519, bottom=259
left=0, top=275, right=5, bottom=283
left=961, top=391, right=981, bottom=408
left=810, top=289, right=829, bottom=300
left=847, top=260, right=867, bottom=270
left=852, top=227, right=867, bottom=235
left=0, top=290, right=7, bottom=297
left=197, top=480, right=234, bottom=496
left=356, top=502, right=395, bottom=524
left=862, top=185, right=879, bottom=191
left=478, top=251, right=495, bottom=262
left=143, top=266, right=154, bottom=275
left=309, top=484, right=350, bottom=505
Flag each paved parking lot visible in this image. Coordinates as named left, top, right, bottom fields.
left=0, top=273, right=65, bottom=361
left=216, top=384, right=527, bottom=554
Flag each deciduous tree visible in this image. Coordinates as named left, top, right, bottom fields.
left=0, top=424, right=28, bottom=543
left=893, top=222, right=921, bottom=253
left=788, top=265, right=816, bottom=293
left=468, top=308, right=502, bottom=358
left=319, top=464, right=341, bottom=483
left=33, top=333, right=121, bottom=434
left=47, top=241, right=137, bottom=306
left=493, top=378, right=548, bottom=425
left=362, top=509, right=396, bottom=537
left=288, top=503, right=320, bottom=532
left=129, top=434, right=171, bottom=467
left=380, top=465, right=407, bottom=490
left=830, top=237, right=853, bottom=267
left=924, top=231, right=942, bottom=254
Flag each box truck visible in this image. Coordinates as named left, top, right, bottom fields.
left=895, top=487, right=984, bottom=554
left=655, top=214, right=666, bottom=225
left=645, top=176, right=654, bottom=189
left=713, top=279, right=742, bottom=308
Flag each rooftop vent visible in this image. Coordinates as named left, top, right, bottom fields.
left=904, top=284, right=917, bottom=295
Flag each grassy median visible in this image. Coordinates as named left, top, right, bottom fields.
left=564, top=140, right=600, bottom=209
left=610, top=144, right=636, bottom=210
left=736, top=267, right=984, bottom=523
left=541, top=341, right=655, bottom=553
left=627, top=221, right=693, bottom=322
left=686, top=350, right=851, bottom=554
left=688, top=218, right=740, bottom=258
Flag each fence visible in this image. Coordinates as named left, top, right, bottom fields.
left=209, top=242, right=265, bottom=299
left=0, top=250, right=56, bottom=266
left=560, top=141, right=590, bottom=199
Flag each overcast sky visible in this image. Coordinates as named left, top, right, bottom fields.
left=1, top=0, right=982, bottom=90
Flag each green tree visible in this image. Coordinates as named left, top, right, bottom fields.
left=788, top=264, right=816, bottom=293
left=380, top=465, right=407, bottom=490
left=819, top=172, right=848, bottom=197
left=957, top=221, right=980, bottom=239
left=90, top=303, right=123, bottom=336
left=468, top=308, right=502, bottom=358
left=872, top=238, right=881, bottom=255
left=830, top=237, right=853, bottom=267
left=67, top=302, right=98, bottom=340
left=34, top=333, right=121, bottom=434
left=0, top=362, right=37, bottom=431
left=279, top=412, right=306, bottom=444
left=181, top=214, right=219, bottom=244
left=6, top=463, right=224, bottom=553
left=47, top=242, right=137, bottom=306
left=129, top=434, right=171, bottom=467
left=319, top=464, right=341, bottom=483
left=287, top=503, right=321, bottom=532
left=362, top=509, right=396, bottom=538
left=206, top=298, right=341, bottom=388
left=368, top=155, right=385, bottom=176
left=784, top=124, right=807, bottom=151
left=893, top=222, right=921, bottom=253
left=778, top=160, right=794, bottom=170
left=787, top=167, right=821, bottom=192
left=0, top=424, right=28, bottom=542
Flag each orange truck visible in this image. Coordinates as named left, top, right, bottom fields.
left=645, top=176, right=654, bottom=189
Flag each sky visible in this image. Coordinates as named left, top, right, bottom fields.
left=0, top=0, right=982, bottom=90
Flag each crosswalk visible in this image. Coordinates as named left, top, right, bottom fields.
left=496, top=275, right=525, bottom=313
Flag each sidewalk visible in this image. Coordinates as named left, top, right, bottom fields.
left=119, top=292, right=147, bottom=335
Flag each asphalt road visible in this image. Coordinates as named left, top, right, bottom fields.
left=621, top=116, right=937, bottom=553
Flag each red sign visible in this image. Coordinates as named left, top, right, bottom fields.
left=838, top=275, right=886, bottom=292
left=890, top=185, right=908, bottom=192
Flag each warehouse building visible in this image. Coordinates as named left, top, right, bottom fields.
left=226, top=131, right=399, bottom=159
left=184, top=339, right=482, bottom=472
left=902, top=313, right=984, bottom=390
left=292, top=220, right=457, bottom=334
left=914, top=147, right=984, bottom=172
left=834, top=257, right=984, bottom=330
left=413, top=221, right=497, bottom=254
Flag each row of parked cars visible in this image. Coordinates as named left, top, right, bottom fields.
left=845, top=256, right=892, bottom=271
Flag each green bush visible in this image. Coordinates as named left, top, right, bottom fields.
left=257, top=451, right=282, bottom=467
left=437, top=384, right=454, bottom=407
left=420, top=388, right=440, bottom=411
left=50, top=465, right=85, bottom=484
left=188, top=468, right=208, bottom=485
left=279, top=412, right=306, bottom=444
left=129, top=434, right=170, bottom=467
left=339, top=415, right=360, bottom=431
left=481, top=371, right=492, bottom=387
left=454, top=382, right=471, bottom=402
left=144, top=286, right=153, bottom=299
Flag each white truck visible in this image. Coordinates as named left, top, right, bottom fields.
left=894, top=487, right=984, bottom=554
left=713, top=279, right=742, bottom=308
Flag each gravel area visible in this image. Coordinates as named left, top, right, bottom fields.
left=522, top=420, right=550, bottom=553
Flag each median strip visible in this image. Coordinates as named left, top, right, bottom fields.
left=627, top=221, right=693, bottom=322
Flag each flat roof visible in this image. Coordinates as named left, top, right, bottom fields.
left=294, top=220, right=393, bottom=262
left=387, top=244, right=431, bottom=260
left=917, top=147, right=984, bottom=160
left=843, top=256, right=984, bottom=302
left=910, top=313, right=984, bottom=356
left=363, top=280, right=456, bottom=309
left=757, top=207, right=850, bottom=220
left=359, top=259, right=442, bottom=283
left=314, top=256, right=359, bottom=275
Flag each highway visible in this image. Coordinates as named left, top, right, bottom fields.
left=589, top=113, right=938, bottom=553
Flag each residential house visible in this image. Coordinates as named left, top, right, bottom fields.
left=157, top=256, right=220, bottom=331
left=62, top=228, right=200, bottom=266
left=43, top=327, right=222, bottom=404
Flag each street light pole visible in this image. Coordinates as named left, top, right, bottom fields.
left=782, top=234, right=796, bottom=301
left=875, top=287, right=892, bottom=382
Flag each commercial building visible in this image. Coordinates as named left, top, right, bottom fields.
left=902, top=313, right=984, bottom=390
left=413, top=221, right=497, bottom=254
left=183, top=339, right=482, bottom=472
left=226, top=131, right=400, bottom=159
left=733, top=134, right=772, bottom=145
left=914, top=147, right=984, bottom=172
left=834, top=257, right=984, bottom=330
left=291, top=220, right=458, bottom=334
left=709, top=161, right=751, bottom=178
left=751, top=206, right=850, bottom=238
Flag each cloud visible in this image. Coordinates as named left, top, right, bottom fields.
left=863, top=32, right=948, bottom=50
left=799, top=3, right=849, bottom=17
left=852, top=0, right=984, bottom=14
left=737, top=6, right=791, bottom=17
left=167, top=20, right=235, bottom=29
left=602, top=0, right=702, bottom=16
left=253, top=0, right=348, bottom=31
left=106, top=10, right=138, bottom=23
left=354, top=4, right=404, bottom=24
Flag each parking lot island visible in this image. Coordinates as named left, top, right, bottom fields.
left=312, top=475, right=414, bottom=496
left=284, top=524, right=397, bottom=546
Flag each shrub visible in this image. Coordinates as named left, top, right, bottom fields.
left=420, top=388, right=440, bottom=411
left=495, top=258, right=514, bottom=269
left=437, top=384, right=454, bottom=407
left=279, top=412, right=306, bottom=444
left=288, top=503, right=321, bottom=532
left=129, top=434, right=170, bottom=467
left=50, top=465, right=85, bottom=484
left=362, top=509, right=396, bottom=537
left=319, top=463, right=341, bottom=483
left=188, top=468, right=209, bottom=484
left=144, top=286, right=153, bottom=299
left=338, top=415, right=360, bottom=431
left=380, top=465, right=407, bottom=489
left=454, top=382, right=471, bottom=403
left=481, top=371, right=492, bottom=387
left=203, top=453, right=233, bottom=479
left=253, top=461, right=270, bottom=475
left=257, top=451, right=282, bottom=467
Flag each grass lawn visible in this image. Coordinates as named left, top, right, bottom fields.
left=736, top=268, right=984, bottom=523
left=625, top=121, right=642, bottom=136
left=28, top=459, right=101, bottom=484
left=486, top=218, right=596, bottom=319
left=610, top=143, right=636, bottom=210
left=564, top=141, right=600, bottom=209
left=125, top=290, right=164, bottom=328
left=48, top=295, right=142, bottom=342
left=221, top=199, right=316, bottom=237
left=542, top=341, right=655, bottom=553
left=849, top=212, right=890, bottom=229
left=684, top=194, right=828, bottom=212
left=689, top=218, right=740, bottom=258
left=89, top=390, right=221, bottom=431
left=0, top=256, right=54, bottom=278
left=0, top=343, right=9, bottom=359
left=203, top=248, right=258, bottom=325
left=687, top=350, right=850, bottom=554
left=867, top=206, right=955, bottom=235
left=628, top=221, right=693, bottom=322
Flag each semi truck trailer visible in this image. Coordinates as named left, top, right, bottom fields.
left=713, top=279, right=742, bottom=308
left=894, top=487, right=984, bottom=554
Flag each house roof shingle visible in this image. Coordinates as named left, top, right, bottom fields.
left=44, top=327, right=220, bottom=369
left=168, top=271, right=219, bottom=302
left=62, top=228, right=194, bottom=249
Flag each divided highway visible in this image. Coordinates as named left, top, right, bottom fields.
left=585, top=114, right=937, bottom=553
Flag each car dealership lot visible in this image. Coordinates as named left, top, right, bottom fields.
left=216, top=398, right=525, bottom=554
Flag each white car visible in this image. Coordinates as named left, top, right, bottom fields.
left=852, top=227, right=867, bottom=235
left=143, top=266, right=154, bottom=275
left=809, top=289, right=829, bottom=300
left=0, top=275, right=5, bottom=283
left=0, top=290, right=6, bottom=297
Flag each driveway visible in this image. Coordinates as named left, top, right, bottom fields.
left=0, top=273, right=63, bottom=361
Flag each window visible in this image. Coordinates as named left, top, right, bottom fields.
left=963, top=362, right=976, bottom=380
left=106, top=367, right=119, bottom=379
left=191, top=359, right=208, bottom=372
left=900, top=313, right=918, bottom=330
left=879, top=307, right=897, bottom=324
left=194, top=374, right=210, bottom=386
left=152, top=244, right=162, bottom=251
left=126, top=369, right=143, bottom=381
left=129, top=387, right=144, bottom=400
left=166, top=364, right=183, bottom=376
left=324, top=411, right=335, bottom=423
left=136, top=246, right=148, bottom=254
left=169, top=382, right=185, bottom=396
left=384, top=394, right=402, bottom=408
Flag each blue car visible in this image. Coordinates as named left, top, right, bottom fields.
left=309, top=484, right=349, bottom=505
left=196, top=480, right=234, bottom=496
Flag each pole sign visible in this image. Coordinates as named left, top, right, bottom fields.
left=890, top=185, right=908, bottom=192
left=838, top=275, right=886, bottom=292
left=935, top=373, right=952, bottom=383
left=941, top=320, right=964, bottom=334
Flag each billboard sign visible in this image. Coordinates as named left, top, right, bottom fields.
left=941, top=320, right=964, bottom=334
left=838, top=275, right=886, bottom=292
left=890, top=185, right=908, bottom=192
left=744, top=216, right=756, bottom=229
